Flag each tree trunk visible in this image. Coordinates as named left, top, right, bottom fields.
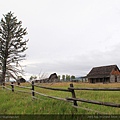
left=1, top=60, right=7, bottom=84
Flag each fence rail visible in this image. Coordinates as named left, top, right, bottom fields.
left=34, top=90, right=72, bottom=102
left=66, top=97, right=120, bottom=108
left=5, top=83, right=31, bottom=89
left=1, top=82, right=120, bottom=114
left=34, top=84, right=70, bottom=92
left=68, top=87, right=120, bottom=91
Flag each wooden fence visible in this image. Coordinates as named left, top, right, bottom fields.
left=1, top=82, right=120, bottom=114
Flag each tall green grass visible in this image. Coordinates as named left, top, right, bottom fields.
left=0, top=82, right=120, bottom=115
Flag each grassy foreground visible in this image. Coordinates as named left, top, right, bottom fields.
left=0, top=82, right=120, bottom=119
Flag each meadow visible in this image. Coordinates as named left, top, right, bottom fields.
left=0, top=82, right=120, bottom=117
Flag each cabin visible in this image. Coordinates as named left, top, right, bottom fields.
left=87, top=65, right=120, bottom=83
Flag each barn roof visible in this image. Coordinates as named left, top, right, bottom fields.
left=87, top=65, right=119, bottom=78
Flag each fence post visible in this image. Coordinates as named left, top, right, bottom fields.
left=3, top=82, right=5, bottom=89
left=32, top=81, right=35, bottom=97
left=18, top=82, right=20, bottom=85
left=11, top=82, right=14, bottom=92
left=70, top=83, right=78, bottom=106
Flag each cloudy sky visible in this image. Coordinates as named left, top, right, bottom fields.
left=1, top=0, right=120, bottom=79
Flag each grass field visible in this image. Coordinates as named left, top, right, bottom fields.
left=0, top=82, right=120, bottom=116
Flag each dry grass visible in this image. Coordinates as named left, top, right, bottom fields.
left=37, top=82, right=120, bottom=88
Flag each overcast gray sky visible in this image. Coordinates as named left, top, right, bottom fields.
left=1, top=0, right=120, bottom=79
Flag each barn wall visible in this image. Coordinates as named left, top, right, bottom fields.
left=88, top=79, right=90, bottom=83
left=117, top=75, right=120, bottom=82
left=110, top=75, right=115, bottom=82
left=110, top=75, right=120, bottom=82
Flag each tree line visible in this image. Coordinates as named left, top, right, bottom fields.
left=58, top=75, right=75, bottom=81
left=29, top=74, right=76, bottom=81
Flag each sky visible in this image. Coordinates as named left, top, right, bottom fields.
left=1, top=0, right=120, bottom=79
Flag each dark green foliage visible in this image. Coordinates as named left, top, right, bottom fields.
left=71, top=75, right=75, bottom=80
left=0, top=11, right=28, bottom=83
left=62, top=75, right=65, bottom=81
left=66, top=74, right=70, bottom=81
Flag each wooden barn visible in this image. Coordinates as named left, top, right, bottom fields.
left=87, top=65, right=120, bottom=83
left=35, top=73, right=59, bottom=83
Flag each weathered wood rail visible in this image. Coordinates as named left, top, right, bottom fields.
left=1, top=82, right=120, bottom=113
left=34, top=84, right=70, bottom=92
left=68, top=87, right=120, bottom=91
left=66, top=97, right=120, bottom=108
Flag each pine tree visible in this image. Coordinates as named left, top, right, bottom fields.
left=0, top=11, right=28, bottom=84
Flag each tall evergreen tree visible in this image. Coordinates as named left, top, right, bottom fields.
left=0, top=11, right=28, bottom=84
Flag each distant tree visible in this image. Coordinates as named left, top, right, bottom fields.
left=71, top=75, right=75, bottom=80
left=17, top=76, right=22, bottom=79
left=58, top=75, right=61, bottom=80
left=30, top=76, right=33, bottom=81
left=0, top=11, right=28, bottom=84
left=62, top=75, right=65, bottom=81
left=66, top=74, right=70, bottom=81
left=30, top=76, right=37, bottom=81
left=34, top=76, right=37, bottom=80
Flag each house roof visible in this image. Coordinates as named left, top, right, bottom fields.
left=87, top=65, right=119, bottom=78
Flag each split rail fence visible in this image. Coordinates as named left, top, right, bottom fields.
left=1, top=82, right=120, bottom=114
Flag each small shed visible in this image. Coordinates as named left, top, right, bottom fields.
left=19, top=78, right=26, bottom=83
left=87, top=65, right=120, bottom=83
